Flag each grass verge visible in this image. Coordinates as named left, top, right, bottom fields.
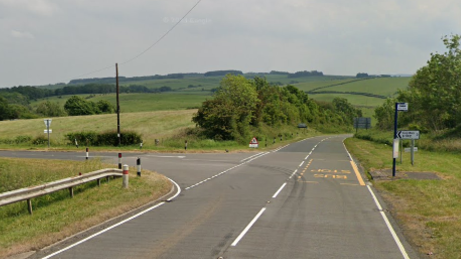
left=345, top=137, right=461, bottom=258
left=0, top=158, right=172, bottom=259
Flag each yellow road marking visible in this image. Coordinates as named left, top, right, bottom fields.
left=350, top=160, right=365, bottom=186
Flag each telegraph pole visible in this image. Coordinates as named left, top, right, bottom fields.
left=116, top=63, right=121, bottom=146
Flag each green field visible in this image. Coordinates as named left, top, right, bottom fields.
left=320, top=77, right=411, bottom=97
left=0, top=110, right=197, bottom=147
left=308, top=93, right=386, bottom=107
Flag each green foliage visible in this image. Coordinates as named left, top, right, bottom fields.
left=398, top=34, right=461, bottom=130
left=64, top=96, right=96, bottom=116
left=193, top=75, right=358, bottom=142
left=63, top=95, right=115, bottom=116
left=0, top=96, right=12, bottom=121
left=373, top=98, right=396, bottom=130
left=32, top=136, right=49, bottom=145
left=65, top=131, right=142, bottom=146
left=36, top=101, right=67, bottom=117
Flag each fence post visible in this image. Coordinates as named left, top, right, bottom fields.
left=123, top=164, right=129, bottom=188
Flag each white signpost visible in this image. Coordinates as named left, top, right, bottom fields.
left=397, top=130, right=420, bottom=166
left=397, top=103, right=409, bottom=111
left=44, top=119, right=52, bottom=148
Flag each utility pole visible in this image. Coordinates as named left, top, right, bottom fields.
left=116, top=63, right=121, bottom=146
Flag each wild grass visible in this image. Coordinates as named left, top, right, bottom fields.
left=0, top=157, right=172, bottom=258
left=345, top=137, right=461, bottom=258
left=0, top=110, right=197, bottom=148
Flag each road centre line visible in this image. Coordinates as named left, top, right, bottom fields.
left=272, top=183, right=287, bottom=198
left=185, top=152, right=270, bottom=190
left=42, top=178, right=181, bottom=259
left=367, top=185, right=410, bottom=259
left=299, top=161, right=305, bottom=167
left=231, top=208, right=267, bottom=247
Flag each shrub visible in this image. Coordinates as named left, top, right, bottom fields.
left=65, top=131, right=142, bottom=146
left=32, top=136, right=49, bottom=145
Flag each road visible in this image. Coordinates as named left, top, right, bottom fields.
left=0, top=135, right=419, bottom=259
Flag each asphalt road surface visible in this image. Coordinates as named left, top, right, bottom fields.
left=0, top=135, right=420, bottom=259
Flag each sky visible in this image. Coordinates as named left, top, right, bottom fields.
left=1, top=0, right=460, bottom=88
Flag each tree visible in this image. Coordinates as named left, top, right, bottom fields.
left=64, top=96, right=95, bottom=116
left=0, top=96, right=12, bottom=121
left=97, top=100, right=114, bottom=114
left=399, top=34, right=461, bottom=130
left=36, top=101, right=67, bottom=117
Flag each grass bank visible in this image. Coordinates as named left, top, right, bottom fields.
left=345, top=137, right=461, bottom=258
left=0, top=158, right=172, bottom=259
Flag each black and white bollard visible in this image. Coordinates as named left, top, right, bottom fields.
left=118, top=153, right=122, bottom=169
left=86, top=147, right=89, bottom=160
left=137, top=158, right=141, bottom=177
left=75, top=139, right=79, bottom=148
left=122, top=164, right=129, bottom=188
left=140, top=142, right=143, bottom=149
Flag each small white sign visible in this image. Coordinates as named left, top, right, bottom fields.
left=393, top=139, right=399, bottom=158
left=44, top=129, right=52, bottom=134
left=397, top=103, right=408, bottom=111
left=404, top=147, right=418, bottom=152
left=397, top=130, right=420, bottom=139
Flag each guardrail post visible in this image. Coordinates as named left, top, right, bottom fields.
left=27, top=199, right=33, bottom=215
left=137, top=158, right=141, bottom=177
left=69, top=187, right=74, bottom=198
left=123, top=164, right=129, bottom=188
left=118, top=153, right=122, bottom=169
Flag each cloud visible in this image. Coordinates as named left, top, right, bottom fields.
left=0, top=0, right=59, bottom=16
left=11, top=30, right=35, bottom=39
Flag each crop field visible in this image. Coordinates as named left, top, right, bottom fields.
left=308, top=93, right=386, bottom=107
left=321, top=77, right=411, bottom=97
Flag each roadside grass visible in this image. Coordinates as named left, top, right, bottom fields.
left=345, top=137, right=461, bottom=258
left=0, top=157, right=172, bottom=259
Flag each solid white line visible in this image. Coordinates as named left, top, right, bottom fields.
left=42, top=202, right=165, bottom=259
left=231, top=208, right=267, bottom=247
left=367, top=186, right=410, bottom=259
left=299, top=161, right=305, bottom=167
left=240, top=152, right=264, bottom=162
left=272, top=183, right=287, bottom=198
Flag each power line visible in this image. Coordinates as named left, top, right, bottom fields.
left=76, top=0, right=203, bottom=79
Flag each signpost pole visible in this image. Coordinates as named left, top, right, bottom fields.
left=47, top=122, right=50, bottom=148
left=392, top=103, right=398, bottom=177
left=411, top=139, right=415, bottom=166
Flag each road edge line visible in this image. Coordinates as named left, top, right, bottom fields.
left=367, top=185, right=410, bottom=259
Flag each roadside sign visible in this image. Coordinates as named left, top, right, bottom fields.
left=249, top=137, right=259, bottom=148
left=397, top=103, right=408, bottom=111
left=44, top=119, right=52, bottom=127
left=397, top=130, right=420, bottom=139
left=404, top=147, right=418, bottom=152
left=44, top=129, right=52, bottom=134
left=354, top=117, right=371, bottom=129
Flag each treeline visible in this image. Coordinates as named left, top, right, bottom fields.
left=192, top=75, right=361, bottom=142
left=374, top=35, right=461, bottom=132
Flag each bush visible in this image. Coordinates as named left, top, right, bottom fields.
left=65, top=131, right=142, bottom=146
left=32, top=136, right=49, bottom=145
